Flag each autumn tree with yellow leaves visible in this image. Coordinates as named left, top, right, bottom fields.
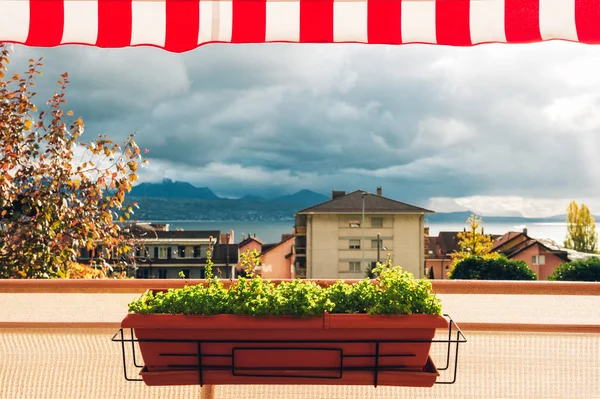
left=564, top=201, right=597, bottom=254
left=451, top=214, right=497, bottom=264
left=0, top=45, right=146, bottom=278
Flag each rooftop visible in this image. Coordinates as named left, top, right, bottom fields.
left=297, top=190, right=434, bottom=215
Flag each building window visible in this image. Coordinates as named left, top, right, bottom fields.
left=532, top=255, right=546, bottom=265
left=193, top=246, right=201, bottom=258
left=158, top=268, right=168, bottom=279
left=349, top=221, right=361, bottom=228
left=371, top=217, right=383, bottom=228
left=371, top=239, right=383, bottom=249
left=158, top=247, right=168, bottom=259
left=349, top=261, right=361, bottom=272
left=136, top=268, right=149, bottom=279
left=180, top=269, right=190, bottom=278
left=177, top=246, right=186, bottom=258
left=349, top=239, right=361, bottom=249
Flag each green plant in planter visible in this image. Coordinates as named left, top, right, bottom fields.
left=128, top=248, right=442, bottom=317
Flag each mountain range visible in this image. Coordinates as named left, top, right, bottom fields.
left=126, top=179, right=572, bottom=223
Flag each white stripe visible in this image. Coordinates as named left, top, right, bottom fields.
left=333, top=1, right=368, bottom=42
left=470, top=0, right=506, bottom=44
left=62, top=0, right=98, bottom=44
left=266, top=1, right=300, bottom=42
left=401, top=0, right=436, bottom=44
left=539, top=0, right=578, bottom=41
left=198, top=0, right=213, bottom=44
left=218, top=0, right=233, bottom=42
left=0, top=0, right=30, bottom=43
left=131, top=0, right=166, bottom=46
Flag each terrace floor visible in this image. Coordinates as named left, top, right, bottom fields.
left=1, top=280, right=599, bottom=399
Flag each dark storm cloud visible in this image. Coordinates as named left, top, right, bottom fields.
left=6, top=42, right=600, bottom=215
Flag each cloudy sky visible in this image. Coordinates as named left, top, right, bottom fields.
left=6, top=41, right=600, bottom=217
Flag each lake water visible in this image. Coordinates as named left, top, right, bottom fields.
left=154, top=220, right=568, bottom=245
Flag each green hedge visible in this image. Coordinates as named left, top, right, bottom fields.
left=548, top=257, right=600, bottom=281
left=449, top=256, right=537, bottom=280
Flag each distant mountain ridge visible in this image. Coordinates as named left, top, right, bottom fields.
left=127, top=180, right=330, bottom=221
left=126, top=180, right=577, bottom=222
left=130, top=179, right=218, bottom=199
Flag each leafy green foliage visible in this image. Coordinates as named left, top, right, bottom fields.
left=449, top=256, right=537, bottom=280
left=128, top=250, right=442, bottom=317
left=548, top=258, right=600, bottom=281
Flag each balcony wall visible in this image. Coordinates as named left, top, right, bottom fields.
left=1, top=280, right=599, bottom=399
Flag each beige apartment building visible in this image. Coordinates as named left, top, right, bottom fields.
left=293, top=188, right=434, bottom=279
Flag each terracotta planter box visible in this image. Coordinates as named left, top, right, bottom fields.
left=121, top=310, right=448, bottom=387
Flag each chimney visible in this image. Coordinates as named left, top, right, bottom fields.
left=424, top=227, right=430, bottom=236
left=332, top=190, right=346, bottom=199
left=242, top=233, right=246, bottom=240
left=376, top=187, right=382, bottom=196
left=523, top=227, right=528, bottom=236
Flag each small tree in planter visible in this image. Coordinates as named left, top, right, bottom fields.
left=123, top=250, right=449, bottom=387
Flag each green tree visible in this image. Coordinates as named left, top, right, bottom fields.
left=564, top=201, right=597, bottom=253
left=449, top=256, right=537, bottom=280
left=0, top=45, right=146, bottom=278
left=451, top=214, right=497, bottom=265
left=548, top=258, right=600, bottom=281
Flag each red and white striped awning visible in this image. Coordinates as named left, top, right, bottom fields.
left=1, top=0, right=600, bottom=52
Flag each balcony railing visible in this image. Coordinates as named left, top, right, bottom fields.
left=1, top=280, right=599, bottom=398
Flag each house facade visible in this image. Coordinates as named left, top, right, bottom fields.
left=237, top=234, right=296, bottom=279
left=78, top=224, right=238, bottom=279
left=492, top=230, right=569, bottom=280
left=425, top=229, right=569, bottom=279
left=293, top=188, right=434, bottom=279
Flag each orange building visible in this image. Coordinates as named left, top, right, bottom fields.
left=237, top=234, right=295, bottom=279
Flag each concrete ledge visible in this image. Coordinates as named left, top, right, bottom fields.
left=1, top=279, right=598, bottom=295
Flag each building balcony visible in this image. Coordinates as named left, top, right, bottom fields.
left=293, top=226, right=306, bottom=235
left=1, top=280, right=598, bottom=398
left=295, top=247, right=306, bottom=256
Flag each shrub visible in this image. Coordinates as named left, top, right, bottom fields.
left=128, top=252, right=442, bottom=317
left=548, top=258, right=600, bottom=281
left=449, top=256, right=537, bottom=280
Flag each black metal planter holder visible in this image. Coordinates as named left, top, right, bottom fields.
left=112, top=313, right=467, bottom=387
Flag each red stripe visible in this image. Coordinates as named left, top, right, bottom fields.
left=232, top=0, right=266, bottom=43
left=166, top=0, right=200, bottom=52
left=97, top=0, right=132, bottom=48
left=505, top=0, right=542, bottom=43
left=436, top=0, right=471, bottom=45
left=26, top=0, right=64, bottom=46
left=368, top=0, right=401, bottom=44
left=300, top=0, right=333, bottom=43
left=576, top=0, right=600, bottom=43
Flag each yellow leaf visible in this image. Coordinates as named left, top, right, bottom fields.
left=67, top=110, right=73, bottom=116
left=24, top=120, right=32, bottom=130
left=0, top=71, right=4, bottom=78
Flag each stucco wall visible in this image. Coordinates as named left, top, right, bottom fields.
left=392, top=214, right=424, bottom=278
left=308, top=213, right=424, bottom=279
left=261, top=239, right=294, bottom=279
left=308, top=214, right=340, bottom=278
left=510, top=244, right=565, bottom=280
left=425, top=259, right=452, bottom=280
